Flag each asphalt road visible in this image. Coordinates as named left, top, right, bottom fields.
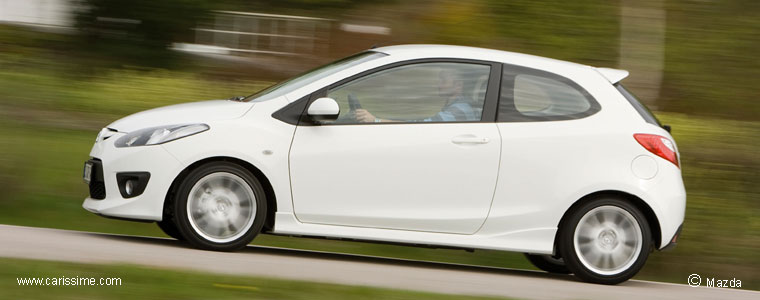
left=1, top=225, right=757, bottom=300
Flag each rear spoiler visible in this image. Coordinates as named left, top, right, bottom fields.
left=595, top=67, right=629, bottom=84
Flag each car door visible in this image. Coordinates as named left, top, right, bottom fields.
left=289, top=60, right=502, bottom=234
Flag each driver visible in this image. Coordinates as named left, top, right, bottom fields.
left=354, top=69, right=478, bottom=123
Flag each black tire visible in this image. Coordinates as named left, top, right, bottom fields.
left=157, top=219, right=185, bottom=240
left=524, top=254, right=571, bottom=274
left=173, top=162, right=267, bottom=251
left=559, top=197, right=652, bottom=284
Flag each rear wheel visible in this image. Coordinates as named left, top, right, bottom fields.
left=524, top=254, right=571, bottom=274
left=173, top=162, right=267, bottom=251
left=559, top=197, right=651, bottom=284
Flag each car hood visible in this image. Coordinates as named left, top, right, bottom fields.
left=108, top=100, right=254, bottom=132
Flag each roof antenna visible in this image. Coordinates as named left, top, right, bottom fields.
left=370, top=44, right=379, bottom=49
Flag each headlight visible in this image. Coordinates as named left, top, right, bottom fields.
left=115, top=124, right=209, bottom=148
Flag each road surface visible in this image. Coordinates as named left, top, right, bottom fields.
left=1, top=225, right=756, bottom=299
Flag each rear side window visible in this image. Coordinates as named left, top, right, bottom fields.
left=498, top=65, right=600, bottom=122
left=615, top=84, right=661, bottom=126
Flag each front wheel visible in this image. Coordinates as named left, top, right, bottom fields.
left=559, top=197, right=652, bottom=284
left=173, top=162, right=267, bottom=251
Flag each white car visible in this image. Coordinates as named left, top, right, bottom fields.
left=83, top=45, right=685, bottom=284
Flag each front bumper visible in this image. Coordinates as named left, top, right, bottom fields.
left=82, top=134, right=185, bottom=221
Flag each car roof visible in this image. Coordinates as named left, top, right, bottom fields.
left=372, top=44, right=627, bottom=83
left=373, top=44, right=585, bottom=68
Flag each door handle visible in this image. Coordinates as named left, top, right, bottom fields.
left=451, top=136, right=490, bottom=144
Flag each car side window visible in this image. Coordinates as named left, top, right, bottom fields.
left=324, top=62, right=490, bottom=124
left=498, top=65, right=599, bottom=122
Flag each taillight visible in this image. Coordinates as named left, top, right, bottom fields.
left=634, top=134, right=679, bottom=168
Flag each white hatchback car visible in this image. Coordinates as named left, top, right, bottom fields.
left=83, top=45, right=685, bottom=284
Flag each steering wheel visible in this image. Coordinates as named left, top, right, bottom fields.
left=334, top=94, right=363, bottom=123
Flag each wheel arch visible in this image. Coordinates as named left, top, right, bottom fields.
left=554, top=190, right=662, bottom=253
left=163, top=156, right=277, bottom=232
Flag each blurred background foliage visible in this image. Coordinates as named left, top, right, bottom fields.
left=74, top=0, right=211, bottom=68
left=0, top=0, right=758, bottom=290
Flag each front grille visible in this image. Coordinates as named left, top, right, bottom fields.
left=88, top=159, right=106, bottom=200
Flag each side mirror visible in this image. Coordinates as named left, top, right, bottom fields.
left=307, top=97, right=340, bottom=123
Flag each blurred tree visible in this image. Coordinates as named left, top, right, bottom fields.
left=74, top=0, right=211, bottom=67
left=408, top=0, right=618, bottom=67
left=423, top=0, right=618, bottom=65
left=484, top=0, right=619, bottom=65
left=659, top=0, right=760, bottom=118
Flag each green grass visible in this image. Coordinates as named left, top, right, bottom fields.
left=0, top=63, right=267, bottom=119
left=1, top=258, right=510, bottom=300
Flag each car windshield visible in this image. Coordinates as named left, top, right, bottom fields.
left=244, top=51, right=387, bottom=102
